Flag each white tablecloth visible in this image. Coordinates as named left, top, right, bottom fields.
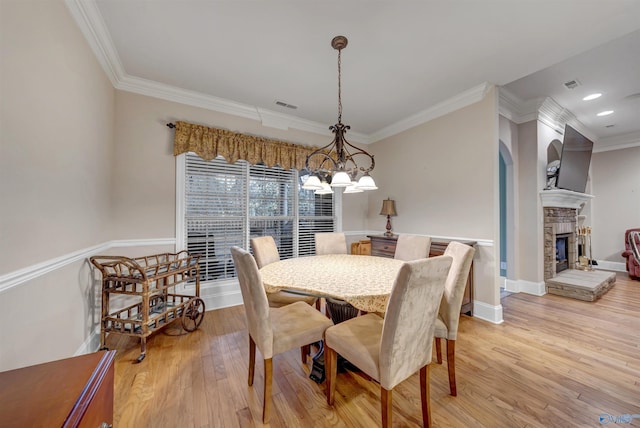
left=259, top=254, right=405, bottom=312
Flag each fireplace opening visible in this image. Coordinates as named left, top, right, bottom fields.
left=556, top=233, right=571, bottom=273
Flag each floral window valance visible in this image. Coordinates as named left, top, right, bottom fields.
left=172, top=121, right=332, bottom=171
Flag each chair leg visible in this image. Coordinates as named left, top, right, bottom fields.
left=263, top=358, right=273, bottom=423
left=325, top=345, right=338, bottom=405
left=248, top=335, right=256, bottom=386
left=420, top=365, right=432, bottom=428
left=301, top=344, right=310, bottom=364
left=435, top=337, right=443, bottom=364
left=446, top=339, right=456, bottom=396
left=381, top=387, right=392, bottom=428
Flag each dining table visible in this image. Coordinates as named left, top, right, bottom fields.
left=259, top=253, right=406, bottom=382
left=259, top=253, right=406, bottom=314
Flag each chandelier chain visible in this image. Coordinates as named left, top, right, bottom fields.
left=337, top=48, right=342, bottom=123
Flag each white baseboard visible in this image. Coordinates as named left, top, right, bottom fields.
left=504, top=279, right=546, bottom=296
left=595, top=260, right=626, bottom=272
left=75, top=326, right=101, bottom=356
left=200, top=280, right=243, bottom=311
left=473, top=301, right=503, bottom=324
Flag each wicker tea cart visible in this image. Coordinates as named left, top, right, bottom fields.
left=90, top=251, right=204, bottom=362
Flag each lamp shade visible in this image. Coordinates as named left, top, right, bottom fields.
left=330, top=171, right=352, bottom=187
left=315, top=181, right=334, bottom=195
left=379, top=198, right=397, bottom=216
left=356, top=173, right=378, bottom=190
left=302, top=175, right=323, bottom=190
left=344, top=183, right=364, bottom=193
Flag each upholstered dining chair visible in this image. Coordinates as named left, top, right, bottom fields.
left=324, top=255, right=453, bottom=428
left=315, top=232, right=348, bottom=255
left=230, top=246, right=334, bottom=423
left=250, top=236, right=319, bottom=309
left=394, top=234, right=432, bottom=261
left=433, top=241, right=475, bottom=396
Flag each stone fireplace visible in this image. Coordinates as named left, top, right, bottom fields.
left=543, top=207, right=577, bottom=280
left=540, top=189, right=594, bottom=280
left=539, top=189, right=616, bottom=301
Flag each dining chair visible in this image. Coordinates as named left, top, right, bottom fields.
left=315, top=232, right=348, bottom=255
left=433, top=241, right=475, bottom=396
left=230, top=246, right=334, bottom=423
left=324, top=255, right=453, bottom=428
left=250, top=236, right=319, bottom=309
left=394, top=234, right=432, bottom=261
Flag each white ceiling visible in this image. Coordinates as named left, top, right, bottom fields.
left=73, top=1, right=640, bottom=147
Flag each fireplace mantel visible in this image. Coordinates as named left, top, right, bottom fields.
left=540, top=189, right=594, bottom=209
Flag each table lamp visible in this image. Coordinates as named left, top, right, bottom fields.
left=379, top=198, right=397, bottom=237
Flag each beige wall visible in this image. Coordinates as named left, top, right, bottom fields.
left=348, top=88, right=500, bottom=307
left=0, top=0, right=115, bottom=273
left=112, top=91, right=332, bottom=240
left=0, top=0, right=115, bottom=370
left=591, top=146, right=640, bottom=262
left=515, top=121, right=543, bottom=282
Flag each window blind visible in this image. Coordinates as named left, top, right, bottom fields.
left=184, top=153, right=335, bottom=283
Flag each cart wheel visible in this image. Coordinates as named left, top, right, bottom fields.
left=182, top=297, right=205, bottom=332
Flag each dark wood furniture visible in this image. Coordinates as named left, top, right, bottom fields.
left=0, top=350, right=116, bottom=428
left=368, top=234, right=476, bottom=315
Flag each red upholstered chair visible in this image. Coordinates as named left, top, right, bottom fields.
left=621, top=228, right=640, bottom=280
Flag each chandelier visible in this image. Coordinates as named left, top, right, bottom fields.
left=302, top=36, right=377, bottom=194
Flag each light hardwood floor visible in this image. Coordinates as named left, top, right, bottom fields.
left=109, top=272, right=640, bottom=427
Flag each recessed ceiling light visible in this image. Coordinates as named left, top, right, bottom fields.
left=583, top=93, right=602, bottom=101
left=597, top=110, right=614, bottom=116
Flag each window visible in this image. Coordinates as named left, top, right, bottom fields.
left=178, top=153, right=336, bottom=283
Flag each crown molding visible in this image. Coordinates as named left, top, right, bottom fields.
left=498, top=87, right=539, bottom=124
left=256, top=107, right=369, bottom=144
left=65, top=1, right=499, bottom=145
left=593, top=131, right=640, bottom=153
left=64, top=0, right=124, bottom=87
left=498, top=88, right=601, bottom=142
left=369, top=82, right=493, bottom=143
left=118, top=75, right=263, bottom=122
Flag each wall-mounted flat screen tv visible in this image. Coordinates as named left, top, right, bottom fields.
left=556, top=124, right=594, bottom=193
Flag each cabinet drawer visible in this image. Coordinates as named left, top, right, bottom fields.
left=369, top=236, right=397, bottom=258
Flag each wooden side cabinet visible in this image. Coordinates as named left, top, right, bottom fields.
left=350, top=239, right=372, bottom=255
left=0, top=350, right=116, bottom=428
left=368, top=235, right=476, bottom=316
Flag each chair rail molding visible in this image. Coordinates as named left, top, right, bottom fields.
left=0, top=238, right=176, bottom=294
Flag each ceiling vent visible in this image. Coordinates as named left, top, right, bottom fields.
left=563, top=79, right=580, bottom=89
left=275, top=100, right=298, bottom=109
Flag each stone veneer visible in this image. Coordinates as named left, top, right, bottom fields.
left=543, top=207, right=577, bottom=280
